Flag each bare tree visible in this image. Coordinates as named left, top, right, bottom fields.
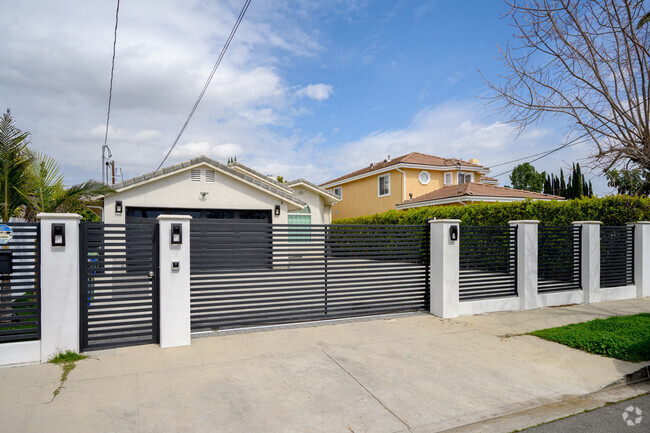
left=485, top=0, right=650, bottom=171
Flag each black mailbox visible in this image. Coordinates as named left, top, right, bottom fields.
left=0, top=251, right=13, bottom=274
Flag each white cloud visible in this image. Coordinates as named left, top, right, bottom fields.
left=296, top=84, right=334, bottom=101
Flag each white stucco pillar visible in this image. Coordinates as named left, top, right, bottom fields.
left=573, top=221, right=601, bottom=303
left=509, top=220, right=539, bottom=310
left=38, top=213, right=82, bottom=362
left=632, top=222, right=650, bottom=298
left=157, top=215, right=192, bottom=348
left=429, top=219, right=461, bottom=318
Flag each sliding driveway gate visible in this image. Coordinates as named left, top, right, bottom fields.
left=79, top=222, right=159, bottom=351
left=189, top=223, right=430, bottom=331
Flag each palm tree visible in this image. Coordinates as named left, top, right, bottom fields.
left=0, top=109, right=31, bottom=222
left=19, top=151, right=114, bottom=222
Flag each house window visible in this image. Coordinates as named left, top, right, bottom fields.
left=190, top=169, right=201, bottom=182
left=458, top=172, right=473, bottom=184
left=419, top=171, right=431, bottom=185
left=444, top=172, right=453, bottom=185
left=205, top=170, right=216, bottom=183
left=288, top=205, right=311, bottom=243
left=378, top=174, right=390, bottom=197
left=333, top=186, right=342, bottom=198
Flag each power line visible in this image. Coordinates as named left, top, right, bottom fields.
left=154, top=0, right=252, bottom=173
left=490, top=134, right=590, bottom=178
left=102, top=0, right=120, bottom=184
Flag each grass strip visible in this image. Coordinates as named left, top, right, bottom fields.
left=528, top=313, right=650, bottom=362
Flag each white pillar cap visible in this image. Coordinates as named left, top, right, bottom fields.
left=428, top=219, right=461, bottom=224
left=157, top=215, right=193, bottom=221
left=37, top=213, right=82, bottom=220
left=508, top=220, right=540, bottom=224
left=572, top=221, right=602, bottom=225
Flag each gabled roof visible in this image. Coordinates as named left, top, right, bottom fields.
left=320, top=152, right=488, bottom=187
left=112, top=155, right=306, bottom=208
left=228, top=161, right=294, bottom=194
left=396, top=182, right=563, bottom=209
left=286, top=178, right=341, bottom=204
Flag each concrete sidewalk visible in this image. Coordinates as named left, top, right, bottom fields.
left=1, top=298, right=649, bottom=433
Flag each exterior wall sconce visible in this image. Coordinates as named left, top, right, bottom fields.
left=275, top=205, right=281, bottom=216
left=52, top=224, right=66, bottom=246
left=171, top=224, right=182, bottom=245
left=449, top=225, right=458, bottom=242
left=115, top=200, right=123, bottom=214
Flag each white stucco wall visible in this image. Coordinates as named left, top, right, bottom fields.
left=289, top=185, right=331, bottom=225
left=104, top=163, right=295, bottom=224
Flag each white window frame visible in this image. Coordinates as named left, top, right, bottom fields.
left=418, top=170, right=431, bottom=185
left=378, top=173, right=391, bottom=197
left=458, top=172, right=474, bottom=184
left=333, top=186, right=342, bottom=199
left=444, top=172, right=453, bottom=185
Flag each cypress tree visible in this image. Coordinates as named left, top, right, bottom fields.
left=582, top=174, right=588, bottom=197
left=589, top=181, right=594, bottom=197
left=560, top=169, right=566, bottom=198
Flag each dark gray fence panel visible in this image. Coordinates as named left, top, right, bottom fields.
left=459, top=226, right=517, bottom=300
left=190, top=223, right=429, bottom=331
left=0, top=223, right=40, bottom=343
left=80, top=222, right=159, bottom=351
left=600, top=226, right=634, bottom=288
left=538, top=225, right=581, bottom=292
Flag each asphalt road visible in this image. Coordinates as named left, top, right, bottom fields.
left=524, top=393, right=650, bottom=432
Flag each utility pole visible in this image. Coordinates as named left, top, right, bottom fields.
left=111, top=160, right=115, bottom=185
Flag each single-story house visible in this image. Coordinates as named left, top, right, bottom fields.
left=395, top=182, right=564, bottom=209
left=103, top=155, right=340, bottom=226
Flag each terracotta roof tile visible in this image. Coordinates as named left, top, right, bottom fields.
left=320, top=152, right=486, bottom=186
left=401, top=183, right=563, bottom=204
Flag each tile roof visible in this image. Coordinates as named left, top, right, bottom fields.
left=320, top=152, right=486, bottom=186
left=112, top=155, right=305, bottom=206
left=401, top=182, right=563, bottom=204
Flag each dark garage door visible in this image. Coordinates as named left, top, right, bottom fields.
left=125, top=207, right=272, bottom=268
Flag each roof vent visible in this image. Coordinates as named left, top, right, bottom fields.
left=370, top=163, right=374, bottom=169
left=387, top=155, right=391, bottom=162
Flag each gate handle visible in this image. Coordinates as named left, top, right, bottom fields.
left=147, top=271, right=154, bottom=280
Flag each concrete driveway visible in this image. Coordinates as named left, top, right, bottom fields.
left=1, top=298, right=649, bottom=433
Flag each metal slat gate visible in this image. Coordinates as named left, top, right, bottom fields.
left=80, top=222, right=159, bottom=351
left=190, top=223, right=429, bottom=331
left=0, top=223, right=40, bottom=344
left=600, top=226, right=634, bottom=287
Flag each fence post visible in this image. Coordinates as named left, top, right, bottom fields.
left=429, top=219, right=460, bottom=318
left=573, top=221, right=601, bottom=303
left=509, top=220, right=539, bottom=310
left=633, top=222, right=650, bottom=298
left=157, top=215, right=192, bottom=348
left=37, top=213, right=82, bottom=362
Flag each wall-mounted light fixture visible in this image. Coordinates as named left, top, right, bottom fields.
left=274, top=205, right=281, bottom=216
left=115, top=200, right=123, bottom=214
left=200, top=192, right=209, bottom=200
left=449, top=225, right=458, bottom=242
left=171, top=224, right=182, bottom=244
left=52, top=224, right=66, bottom=246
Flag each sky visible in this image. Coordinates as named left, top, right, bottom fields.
left=1, top=0, right=614, bottom=193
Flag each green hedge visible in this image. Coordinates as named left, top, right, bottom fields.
left=334, top=196, right=650, bottom=226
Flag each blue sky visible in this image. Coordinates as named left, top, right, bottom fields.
left=0, top=0, right=610, bottom=192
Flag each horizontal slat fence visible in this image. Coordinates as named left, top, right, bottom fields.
left=190, top=223, right=429, bottom=331
left=538, top=225, right=581, bottom=292
left=459, top=226, right=517, bottom=300
left=600, top=226, right=634, bottom=288
left=0, top=223, right=40, bottom=343
left=80, top=223, right=159, bottom=350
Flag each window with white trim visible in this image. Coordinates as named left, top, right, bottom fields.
left=190, top=169, right=201, bottom=182
left=418, top=170, right=431, bottom=185
left=333, top=186, right=342, bottom=198
left=458, top=172, right=473, bottom=184
left=444, top=172, right=453, bottom=185
left=205, top=169, right=216, bottom=183
left=378, top=173, right=390, bottom=197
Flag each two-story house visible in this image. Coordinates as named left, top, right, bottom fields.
left=320, top=152, right=562, bottom=220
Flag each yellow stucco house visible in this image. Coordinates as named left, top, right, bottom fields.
left=320, top=152, right=562, bottom=220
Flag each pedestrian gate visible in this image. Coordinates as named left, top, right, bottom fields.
left=80, top=222, right=159, bottom=351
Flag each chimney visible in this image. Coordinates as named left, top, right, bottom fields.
left=468, top=158, right=479, bottom=164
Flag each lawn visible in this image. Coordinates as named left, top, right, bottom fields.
left=528, top=313, right=650, bottom=362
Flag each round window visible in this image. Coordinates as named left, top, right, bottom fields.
left=419, top=170, right=431, bottom=185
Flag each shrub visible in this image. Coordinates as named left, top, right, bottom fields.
left=334, top=196, right=650, bottom=226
